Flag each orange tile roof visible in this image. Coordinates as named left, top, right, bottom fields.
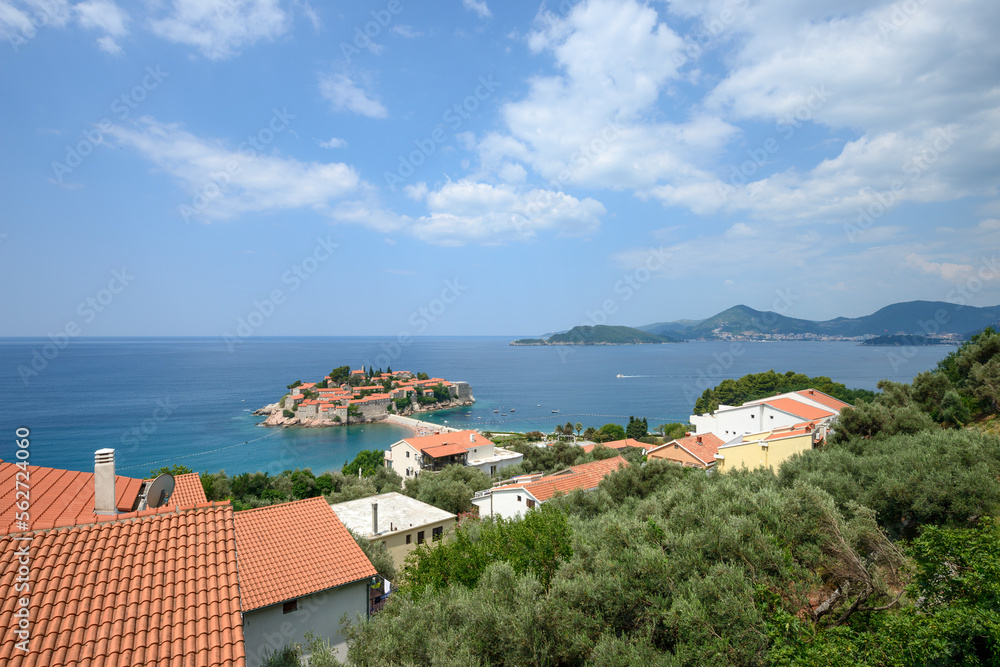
left=422, top=444, right=469, bottom=458
left=795, top=389, right=852, bottom=412
left=581, top=438, right=647, bottom=454
left=763, top=422, right=818, bottom=441
left=492, top=456, right=629, bottom=502
left=404, top=430, right=492, bottom=454
left=0, top=503, right=245, bottom=667
left=233, top=497, right=376, bottom=611
left=0, top=461, right=144, bottom=534
left=763, top=398, right=835, bottom=421
left=649, top=433, right=726, bottom=466
left=169, top=472, right=208, bottom=508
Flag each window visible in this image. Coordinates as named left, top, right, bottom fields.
left=526, top=499, right=535, bottom=509
left=283, top=600, right=298, bottom=614
left=417, top=531, right=425, bottom=545
left=406, top=533, right=411, bottom=544
left=517, top=495, right=521, bottom=502
left=432, top=526, right=443, bottom=541
left=406, top=451, right=410, bottom=458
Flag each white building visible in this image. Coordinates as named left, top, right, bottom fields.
left=689, top=390, right=849, bottom=439
left=385, top=430, right=523, bottom=479
left=473, top=456, right=628, bottom=519
left=235, top=497, right=377, bottom=666
left=331, top=492, right=457, bottom=568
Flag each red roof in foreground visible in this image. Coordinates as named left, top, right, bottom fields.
left=169, top=472, right=208, bottom=508
left=493, top=456, right=629, bottom=502
left=763, top=397, right=836, bottom=421
left=233, top=497, right=376, bottom=611
left=0, top=461, right=143, bottom=535
left=0, top=503, right=245, bottom=667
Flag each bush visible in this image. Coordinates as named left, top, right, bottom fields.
left=282, top=408, right=294, bottom=418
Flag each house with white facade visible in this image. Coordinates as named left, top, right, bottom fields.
left=385, top=430, right=523, bottom=479
left=331, top=492, right=457, bottom=568
left=473, top=456, right=628, bottom=519
left=689, top=389, right=849, bottom=439
left=235, top=497, right=377, bottom=666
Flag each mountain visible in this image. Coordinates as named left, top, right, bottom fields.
left=511, top=325, right=679, bottom=346
left=636, top=301, right=1000, bottom=340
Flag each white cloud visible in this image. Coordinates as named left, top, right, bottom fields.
left=0, top=0, right=70, bottom=41
left=403, top=182, right=428, bottom=201
left=411, top=180, right=605, bottom=246
left=149, top=0, right=288, bottom=60
left=462, top=0, right=491, bottom=19
left=107, top=117, right=363, bottom=221
left=390, top=24, right=421, bottom=38
left=906, top=253, right=978, bottom=283
left=319, top=72, right=388, bottom=119
left=317, top=137, right=347, bottom=149
left=74, top=0, right=127, bottom=35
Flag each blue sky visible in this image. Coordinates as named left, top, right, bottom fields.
left=1, top=0, right=998, bottom=337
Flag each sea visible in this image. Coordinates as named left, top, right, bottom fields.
left=0, top=337, right=954, bottom=477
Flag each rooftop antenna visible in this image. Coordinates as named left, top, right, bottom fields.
left=145, top=473, right=175, bottom=509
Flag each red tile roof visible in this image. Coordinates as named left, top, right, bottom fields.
left=169, top=472, right=208, bottom=508
left=0, top=461, right=143, bottom=535
left=652, top=432, right=725, bottom=466
left=493, top=456, right=629, bottom=502
left=795, top=389, right=852, bottom=412
left=422, top=444, right=469, bottom=458
left=233, top=497, right=376, bottom=611
left=403, top=430, right=492, bottom=454
left=763, top=397, right=835, bottom=421
left=0, top=503, right=245, bottom=667
left=581, top=438, right=647, bottom=454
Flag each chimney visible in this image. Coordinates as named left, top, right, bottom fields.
left=94, top=448, right=116, bottom=515
left=372, top=501, right=379, bottom=535
left=696, top=436, right=703, bottom=444
left=470, top=433, right=475, bottom=443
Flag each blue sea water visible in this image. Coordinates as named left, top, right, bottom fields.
left=0, top=337, right=953, bottom=476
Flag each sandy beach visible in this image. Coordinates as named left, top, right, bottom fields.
left=385, top=414, right=462, bottom=438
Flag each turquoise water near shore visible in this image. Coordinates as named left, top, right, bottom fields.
left=0, top=337, right=953, bottom=475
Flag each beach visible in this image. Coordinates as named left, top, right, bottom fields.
left=385, top=414, right=462, bottom=438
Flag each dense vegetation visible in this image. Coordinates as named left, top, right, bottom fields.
left=311, top=329, right=1000, bottom=666
left=693, top=369, right=877, bottom=414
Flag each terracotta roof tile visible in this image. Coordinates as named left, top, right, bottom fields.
left=233, top=497, right=376, bottom=611
left=0, top=462, right=144, bottom=535
left=648, top=432, right=726, bottom=466
left=169, top=473, right=208, bottom=508
left=403, top=430, right=491, bottom=454
left=795, top=389, right=852, bottom=412
left=581, top=438, right=647, bottom=454
left=492, top=456, right=629, bottom=502
left=0, top=504, right=245, bottom=667
left=763, top=397, right=835, bottom=421
left=422, top=444, right=469, bottom=458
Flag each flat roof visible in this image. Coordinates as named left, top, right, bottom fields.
left=330, top=492, right=455, bottom=538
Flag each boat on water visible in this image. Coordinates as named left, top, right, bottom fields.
left=501, top=413, right=507, bottom=416
left=616, top=374, right=625, bottom=378
left=510, top=408, right=515, bottom=412
left=551, top=410, right=560, bottom=413
left=493, top=409, right=499, bottom=413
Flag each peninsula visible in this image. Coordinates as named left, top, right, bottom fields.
left=254, top=365, right=474, bottom=427
left=511, top=325, right=679, bottom=346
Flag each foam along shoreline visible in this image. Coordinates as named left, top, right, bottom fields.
left=384, top=414, right=461, bottom=438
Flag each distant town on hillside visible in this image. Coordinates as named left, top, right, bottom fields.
left=512, top=301, right=1000, bottom=345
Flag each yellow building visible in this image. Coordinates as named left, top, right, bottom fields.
left=329, top=492, right=457, bottom=569
left=713, top=422, right=826, bottom=473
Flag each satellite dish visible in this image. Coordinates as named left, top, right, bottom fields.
left=146, top=473, right=175, bottom=509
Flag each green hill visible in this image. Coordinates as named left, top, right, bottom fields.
left=511, top=325, right=678, bottom=346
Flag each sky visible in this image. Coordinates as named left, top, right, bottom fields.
left=1, top=0, right=998, bottom=337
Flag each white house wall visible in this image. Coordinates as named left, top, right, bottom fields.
left=243, top=580, right=369, bottom=667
